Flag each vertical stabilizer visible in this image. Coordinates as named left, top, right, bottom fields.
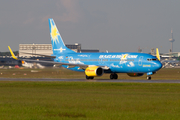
left=156, top=48, right=160, bottom=61
left=49, top=18, right=75, bottom=54
left=8, top=46, right=18, bottom=60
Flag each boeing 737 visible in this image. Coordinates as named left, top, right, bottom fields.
left=8, top=18, right=162, bottom=80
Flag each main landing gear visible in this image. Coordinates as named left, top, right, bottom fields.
left=86, top=75, right=94, bottom=79
left=147, top=76, right=151, bottom=80
left=110, top=73, right=118, bottom=79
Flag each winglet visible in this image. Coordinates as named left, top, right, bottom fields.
left=8, top=46, right=18, bottom=60
left=156, top=48, right=160, bottom=61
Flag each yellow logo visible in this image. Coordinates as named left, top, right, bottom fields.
left=121, top=54, right=128, bottom=59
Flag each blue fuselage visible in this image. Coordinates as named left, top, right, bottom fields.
left=53, top=52, right=162, bottom=74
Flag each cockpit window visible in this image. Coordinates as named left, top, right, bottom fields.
left=147, top=58, right=158, bottom=61
left=152, top=58, right=158, bottom=61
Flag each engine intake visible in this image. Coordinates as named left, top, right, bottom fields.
left=85, top=66, right=104, bottom=77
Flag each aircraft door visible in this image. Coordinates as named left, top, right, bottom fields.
left=138, top=56, right=143, bottom=66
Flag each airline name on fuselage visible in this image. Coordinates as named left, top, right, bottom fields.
left=99, top=55, right=138, bottom=59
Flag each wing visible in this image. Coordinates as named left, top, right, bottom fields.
left=20, top=59, right=110, bottom=70
left=8, top=46, right=109, bottom=70
left=21, top=58, right=88, bottom=68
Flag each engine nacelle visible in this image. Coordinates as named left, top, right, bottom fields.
left=127, top=73, right=144, bottom=77
left=85, top=66, right=104, bottom=77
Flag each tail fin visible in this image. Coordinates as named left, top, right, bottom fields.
left=8, top=46, right=18, bottom=60
left=156, top=48, right=160, bottom=61
left=48, top=18, right=75, bottom=54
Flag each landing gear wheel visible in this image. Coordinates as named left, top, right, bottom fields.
left=86, top=75, right=94, bottom=80
left=110, top=74, right=114, bottom=79
left=147, top=76, right=151, bottom=80
left=110, top=73, right=118, bottom=79
left=114, top=74, right=118, bottom=79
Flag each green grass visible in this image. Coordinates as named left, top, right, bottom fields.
left=0, top=68, right=180, bottom=119
left=0, top=68, right=180, bottom=80
left=0, top=81, right=180, bottom=120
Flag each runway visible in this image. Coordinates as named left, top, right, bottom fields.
left=0, top=78, right=180, bottom=83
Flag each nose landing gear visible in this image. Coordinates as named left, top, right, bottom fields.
left=147, top=76, right=151, bottom=80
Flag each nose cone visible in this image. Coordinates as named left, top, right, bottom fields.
left=155, top=61, right=162, bottom=71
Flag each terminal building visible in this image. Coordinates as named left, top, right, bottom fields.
left=161, top=52, right=180, bottom=58
left=19, top=44, right=52, bottom=57
left=19, top=43, right=99, bottom=57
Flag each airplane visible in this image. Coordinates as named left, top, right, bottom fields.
left=8, top=18, right=162, bottom=80
left=22, top=61, right=45, bottom=69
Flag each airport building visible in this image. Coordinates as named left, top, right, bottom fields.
left=161, top=52, right=180, bottom=58
left=19, top=44, right=52, bottom=57
left=66, top=43, right=81, bottom=53
left=19, top=43, right=99, bottom=57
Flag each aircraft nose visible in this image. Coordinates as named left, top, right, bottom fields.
left=156, top=61, right=162, bottom=70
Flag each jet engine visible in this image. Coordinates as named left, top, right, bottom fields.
left=127, top=73, right=144, bottom=77
left=85, top=66, right=104, bottom=77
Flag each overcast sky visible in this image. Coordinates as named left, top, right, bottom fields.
left=0, top=0, right=180, bottom=53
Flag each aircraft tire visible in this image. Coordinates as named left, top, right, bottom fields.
left=110, top=74, right=114, bottom=79
left=147, top=76, right=151, bottom=80
left=86, top=75, right=94, bottom=80
left=86, top=75, right=89, bottom=79
left=114, top=73, right=118, bottom=79
left=110, top=73, right=118, bottom=79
